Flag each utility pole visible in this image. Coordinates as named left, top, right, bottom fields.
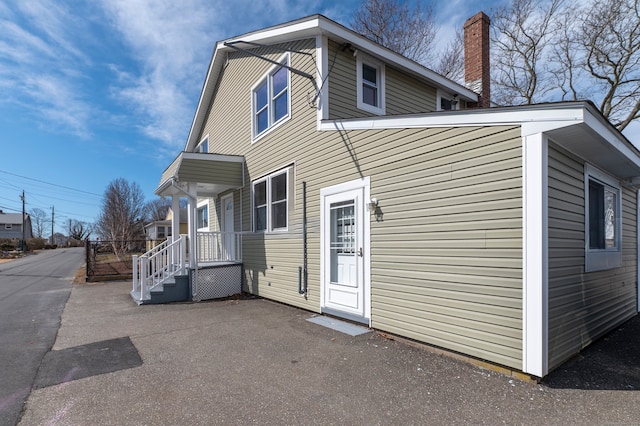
left=20, top=191, right=25, bottom=251
left=51, top=206, right=55, bottom=245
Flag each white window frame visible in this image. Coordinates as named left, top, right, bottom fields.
left=196, top=136, right=208, bottom=153
left=437, top=89, right=459, bottom=111
left=356, top=55, right=385, bottom=115
left=5, top=224, right=12, bottom=230
left=251, top=53, right=291, bottom=141
left=197, top=200, right=209, bottom=231
left=252, top=167, right=291, bottom=233
left=584, top=164, right=622, bottom=272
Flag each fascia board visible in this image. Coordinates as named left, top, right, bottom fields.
left=321, top=103, right=640, bottom=177
left=180, top=152, right=245, bottom=163
left=319, top=105, right=588, bottom=131
left=582, top=107, right=640, bottom=170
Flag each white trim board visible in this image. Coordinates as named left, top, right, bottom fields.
left=522, top=133, right=549, bottom=378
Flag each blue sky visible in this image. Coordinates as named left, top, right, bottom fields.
left=3, top=0, right=635, bottom=237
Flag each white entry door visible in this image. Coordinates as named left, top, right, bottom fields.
left=321, top=178, right=370, bottom=324
left=222, top=194, right=235, bottom=260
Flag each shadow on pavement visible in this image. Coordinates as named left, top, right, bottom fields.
left=542, top=314, right=640, bottom=390
left=34, top=337, right=142, bottom=389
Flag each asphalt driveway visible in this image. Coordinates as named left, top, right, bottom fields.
left=18, top=280, right=640, bottom=425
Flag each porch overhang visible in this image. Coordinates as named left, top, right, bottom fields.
left=155, top=152, right=245, bottom=197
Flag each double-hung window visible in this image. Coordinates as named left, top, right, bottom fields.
left=584, top=164, right=622, bottom=272
left=253, top=168, right=290, bottom=232
left=252, top=53, right=290, bottom=139
left=356, top=55, right=385, bottom=115
left=197, top=203, right=209, bottom=230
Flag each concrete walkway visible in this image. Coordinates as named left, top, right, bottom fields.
left=19, top=281, right=640, bottom=425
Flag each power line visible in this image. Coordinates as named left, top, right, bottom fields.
left=0, top=169, right=102, bottom=197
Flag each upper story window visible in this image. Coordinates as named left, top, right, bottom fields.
left=196, top=137, right=208, bottom=153
left=584, top=164, right=622, bottom=272
left=253, top=167, right=291, bottom=232
left=252, top=53, right=290, bottom=140
left=357, top=55, right=385, bottom=115
left=5, top=224, right=12, bottom=230
left=437, top=90, right=459, bottom=111
left=197, top=203, right=209, bottom=230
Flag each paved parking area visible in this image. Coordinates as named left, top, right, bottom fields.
left=18, top=281, right=640, bottom=425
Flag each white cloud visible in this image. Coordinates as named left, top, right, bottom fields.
left=100, top=0, right=220, bottom=147
left=0, top=1, right=96, bottom=138
left=99, top=0, right=352, bottom=149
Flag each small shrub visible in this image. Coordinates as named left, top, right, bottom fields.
left=27, top=238, right=47, bottom=251
left=0, top=238, right=17, bottom=251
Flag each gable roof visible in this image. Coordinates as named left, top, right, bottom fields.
left=184, top=14, right=479, bottom=151
left=0, top=212, right=27, bottom=226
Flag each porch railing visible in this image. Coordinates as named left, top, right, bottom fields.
left=196, top=232, right=242, bottom=263
left=132, top=235, right=187, bottom=301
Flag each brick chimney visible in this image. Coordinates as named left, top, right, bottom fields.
left=464, top=12, right=491, bottom=108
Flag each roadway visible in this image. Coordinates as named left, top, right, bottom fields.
left=0, top=248, right=84, bottom=426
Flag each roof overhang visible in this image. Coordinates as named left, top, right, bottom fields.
left=319, top=101, right=640, bottom=180
left=155, top=152, right=245, bottom=197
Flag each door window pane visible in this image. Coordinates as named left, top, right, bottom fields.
left=330, top=200, right=356, bottom=286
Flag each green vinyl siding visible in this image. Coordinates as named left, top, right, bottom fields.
left=196, top=35, right=525, bottom=368
left=547, top=144, right=637, bottom=370
left=327, top=40, right=437, bottom=119
left=368, top=126, right=523, bottom=369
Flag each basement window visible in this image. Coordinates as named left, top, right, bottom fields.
left=584, top=164, right=622, bottom=272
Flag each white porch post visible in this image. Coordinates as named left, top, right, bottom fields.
left=187, top=183, right=198, bottom=268
left=522, top=132, right=549, bottom=377
left=171, top=196, right=180, bottom=244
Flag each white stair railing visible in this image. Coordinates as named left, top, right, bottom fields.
left=132, top=235, right=186, bottom=301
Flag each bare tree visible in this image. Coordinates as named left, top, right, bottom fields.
left=67, top=219, right=92, bottom=241
left=549, top=8, right=583, bottom=102
left=351, top=0, right=438, bottom=65
left=29, top=207, right=49, bottom=238
left=143, top=197, right=172, bottom=222
left=490, top=0, right=565, bottom=106
left=95, top=178, right=145, bottom=259
left=434, top=29, right=465, bottom=84
left=579, top=0, right=640, bottom=131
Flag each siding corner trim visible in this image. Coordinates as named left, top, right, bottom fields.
left=522, top=133, right=549, bottom=377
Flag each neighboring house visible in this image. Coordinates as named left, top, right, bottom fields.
left=137, top=12, right=640, bottom=378
left=0, top=210, right=33, bottom=241
left=144, top=207, right=188, bottom=251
